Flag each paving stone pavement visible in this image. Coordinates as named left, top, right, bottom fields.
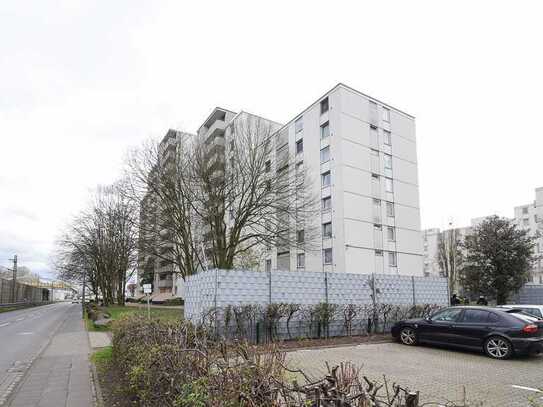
left=88, top=332, right=111, bottom=349
left=287, top=342, right=543, bottom=407
left=7, top=307, right=93, bottom=407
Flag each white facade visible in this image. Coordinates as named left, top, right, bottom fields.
left=252, top=84, right=423, bottom=275
left=513, top=187, right=543, bottom=284
left=138, top=84, right=425, bottom=300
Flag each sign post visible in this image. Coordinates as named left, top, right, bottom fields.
left=143, top=284, right=152, bottom=320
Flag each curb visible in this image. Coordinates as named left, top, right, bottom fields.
left=89, top=360, right=104, bottom=407
left=281, top=338, right=394, bottom=353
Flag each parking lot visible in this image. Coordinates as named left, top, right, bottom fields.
left=287, top=342, right=543, bottom=406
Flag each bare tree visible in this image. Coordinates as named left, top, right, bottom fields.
left=125, top=114, right=319, bottom=278
left=189, top=113, right=320, bottom=270
left=437, top=228, right=463, bottom=294
left=54, top=183, right=137, bottom=305
left=124, top=132, right=204, bottom=283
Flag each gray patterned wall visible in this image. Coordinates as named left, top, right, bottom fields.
left=184, top=269, right=449, bottom=322
left=513, top=284, right=543, bottom=304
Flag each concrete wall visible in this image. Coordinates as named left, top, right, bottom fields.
left=185, top=269, right=448, bottom=322
left=0, top=278, right=48, bottom=304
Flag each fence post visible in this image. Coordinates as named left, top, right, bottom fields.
left=268, top=268, right=272, bottom=305
left=411, top=276, right=416, bottom=306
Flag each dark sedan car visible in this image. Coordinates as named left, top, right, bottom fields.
left=391, top=306, right=543, bottom=359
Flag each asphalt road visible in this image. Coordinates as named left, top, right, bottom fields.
left=0, top=303, right=78, bottom=405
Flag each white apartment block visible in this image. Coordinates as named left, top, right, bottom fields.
left=253, top=84, right=423, bottom=275
left=513, top=187, right=543, bottom=284
left=139, top=84, right=425, bottom=299
left=422, top=224, right=475, bottom=278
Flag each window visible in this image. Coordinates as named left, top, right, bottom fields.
left=296, top=139, right=304, bottom=154
left=517, top=307, right=543, bottom=318
left=432, top=308, right=462, bottom=322
left=384, top=154, right=393, bottom=170
left=296, top=229, right=305, bottom=244
left=522, top=207, right=529, bottom=214
left=384, top=130, right=392, bottom=145
left=388, top=252, right=397, bottom=267
left=323, top=248, right=333, bottom=264
left=382, top=107, right=390, bottom=122
left=386, top=202, right=394, bottom=217
left=375, top=250, right=383, bottom=256
left=370, top=125, right=379, bottom=146
left=320, top=97, right=329, bottom=114
left=320, top=122, right=330, bottom=139
left=323, top=222, right=332, bottom=238
left=322, top=196, right=332, bottom=211
left=385, top=177, right=394, bottom=193
left=297, top=253, right=305, bottom=268
left=461, top=310, right=491, bottom=323
left=523, top=218, right=529, bottom=226
left=295, top=117, right=303, bottom=133
left=370, top=149, right=379, bottom=157
left=321, top=171, right=331, bottom=187
left=387, top=226, right=395, bottom=241
left=320, top=146, right=330, bottom=163
left=265, top=160, right=271, bottom=172
left=265, top=259, right=272, bottom=272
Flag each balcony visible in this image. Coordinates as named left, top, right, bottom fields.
left=158, top=278, right=173, bottom=288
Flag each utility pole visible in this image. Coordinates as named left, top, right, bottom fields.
left=9, top=255, right=17, bottom=303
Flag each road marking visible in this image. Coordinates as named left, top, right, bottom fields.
left=17, top=332, right=33, bottom=335
left=512, top=385, right=543, bottom=393
left=0, top=323, right=9, bottom=328
left=15, top=318, right=24, bottom=321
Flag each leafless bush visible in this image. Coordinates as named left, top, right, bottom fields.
left=111, top=313, right=472, bottom=407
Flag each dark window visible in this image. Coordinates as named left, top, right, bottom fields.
left=320, top=122, right=330, bottom=139
left=432, top=308, right=462, bottom=322
left=461, top=309, right=490, bottom=323
left=296, top=139, right=303, bottom=154
left=320, top=97, right=329, bottom=114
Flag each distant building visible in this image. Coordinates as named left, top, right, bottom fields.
left=513, top=187, right=543, bottom=284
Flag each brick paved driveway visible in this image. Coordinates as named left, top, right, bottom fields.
left=287, top=342, right=543, bottom=406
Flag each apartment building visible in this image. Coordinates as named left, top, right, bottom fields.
left=255, top=84, right=423, bottom=275
left=422, top=224, right=474, bottom=278
left=137, top=129, right=194, bottom=301
left=513, top=187, right=543, bottom=284
left=138, top=84, right=425, bottom=299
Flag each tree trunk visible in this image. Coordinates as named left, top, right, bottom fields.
left=496, top=291, right=507, bottom=305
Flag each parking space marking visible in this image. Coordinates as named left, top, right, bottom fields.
left=0, top=323, right=9, bottom=328
left=512, top=385, right=542, bottom=393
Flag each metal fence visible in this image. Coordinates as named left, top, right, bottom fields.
left=0, top=278, right=49, bottom=304
left=513, top=284, right=543, bottom=304
left=185, top=269, right=450, bottom=323
left=204, top=303, right=443, bottom=345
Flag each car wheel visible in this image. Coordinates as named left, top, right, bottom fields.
left=399, top=327, right=417, bottom=346
left=484, top=336, right=512, bottom=359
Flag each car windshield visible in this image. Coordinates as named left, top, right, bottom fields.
left=504, top=309, right=540, bottom=322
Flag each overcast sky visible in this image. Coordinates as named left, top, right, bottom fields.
left=1, top=1, right=542, bottom=278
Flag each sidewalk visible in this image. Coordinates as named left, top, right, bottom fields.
left=8, top=307, right=93, bottom=407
